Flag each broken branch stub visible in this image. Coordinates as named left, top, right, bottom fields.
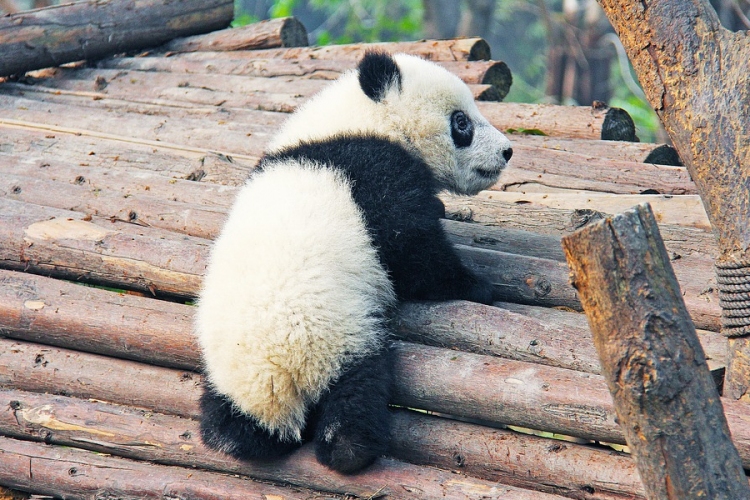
left=561, top=203, right=749, bottom=499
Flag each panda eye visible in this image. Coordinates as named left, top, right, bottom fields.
left=451, top=110, right=474, bottom=148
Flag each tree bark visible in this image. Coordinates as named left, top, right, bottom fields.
left=595, top=0, right=750, bottom=398
left=161, top=17, right=308, bottom=53
left=0, top=0, right=234, bottom=77
left=562, top=203, right=750, bottom=499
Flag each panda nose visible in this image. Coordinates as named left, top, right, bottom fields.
left=503, top=147, right=513, bottom=162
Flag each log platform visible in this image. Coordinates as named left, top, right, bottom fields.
left=0, top=13, right=747, bottom=500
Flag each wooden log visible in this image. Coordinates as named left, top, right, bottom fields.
left=0, top=198, right=207, bottom=297
left=0, top=188, right=721, bottom=332
left=0, top=120, right=256, bottom=186
left=160, top=37, right=493, bottom=61
left=0, top=270, right=198, bottom=371
left=0, top=91, right=276, bottom=156
left=508, top=134, right=665, bottom=164
left=477, top=101, right=608, bottom=140
left=0, top=389, right=565, bottom=500
left=562, top=203, right=750, bottom=499
left=99, top=53, right=514, bottom=100
left=0, top=195, right=580, bottom=310
left=0, top=266, right=726, bottom=388
left=1, top=172, right=227, bottom=240
left=440, top=192, right=718, bottom=258
left=497, top=146, right=696, bottom=195
left=389, top=410, right=645, bottom=500
left=441, top=194, right=722, bottom=332
left=1, top=89, right=693, bottom=194
left=0, top=335, right=642, bottom=500
left=0, top=436, right=323, bottom=500
left=2, top=331, right=748, bottom=470
left=473, top=191, right=710, bottom=230
left=0, top=0, right=234, bottom=77
left=161, top=17, right=309, bottom=52
left=23, top=66, right=503, bottom=107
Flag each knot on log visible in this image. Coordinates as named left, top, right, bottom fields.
left=716, top=259, right=750, bottom=337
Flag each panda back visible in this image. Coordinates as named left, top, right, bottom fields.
left=196, top=159, right=394, bottom=440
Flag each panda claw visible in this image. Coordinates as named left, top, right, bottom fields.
left=314, top=423, right=381, bottom=474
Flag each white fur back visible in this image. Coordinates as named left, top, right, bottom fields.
left=196, top=161, right=395, bottom=440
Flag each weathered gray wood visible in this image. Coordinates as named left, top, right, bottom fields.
left=0, top=0, right=234, bottom=77
left=0, top=436, right=323, bottom=500
left=562, top=203, right=750, bottom=499
left=0, top=121, right=255, bottom=186
left=0, top=388, right=565, bottom=500
left=161, top=17, right=309, bottom=52
left=99, top=53, right=513, bottom=101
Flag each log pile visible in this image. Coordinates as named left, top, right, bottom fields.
left=0, top=10, right=747, bottom=500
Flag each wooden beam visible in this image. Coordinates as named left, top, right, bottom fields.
left=0, top=0, right=234, bottom=77
left=161, top=17, right=309, bottom=52
left=562, top=203, right=750, bottom=498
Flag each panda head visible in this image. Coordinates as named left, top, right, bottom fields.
left=268, top=51, right=513, bottom=195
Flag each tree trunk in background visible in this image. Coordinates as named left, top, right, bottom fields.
left=596, top=0, right=750, bottom=400
left=545, top=0, right=614, bottom=105
left=422, top=0, right=461, bottom=39
left=458, top=0, right=496, bottom=39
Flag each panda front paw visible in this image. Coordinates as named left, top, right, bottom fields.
left=314, top=419, right=384, bottom=474
left=465, top=276, right=495, bottom=305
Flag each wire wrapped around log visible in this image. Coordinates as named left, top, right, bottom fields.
left=717, top=258, right=750, bottom=336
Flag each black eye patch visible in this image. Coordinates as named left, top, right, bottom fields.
left=451, top=110, right=474, bottom=148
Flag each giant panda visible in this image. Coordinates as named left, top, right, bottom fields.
left=195, top=51, right=513, bottom=474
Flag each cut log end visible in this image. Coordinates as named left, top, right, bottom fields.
left=279, top=17, right=309, bottom=48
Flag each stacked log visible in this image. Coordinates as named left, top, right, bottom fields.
left=0, top=13, right=746, bottom=500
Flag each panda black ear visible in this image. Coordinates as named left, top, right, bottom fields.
left=358, top=51, right=402, bottom=103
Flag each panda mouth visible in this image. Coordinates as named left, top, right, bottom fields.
left=474, top=167, right=502, bottom=180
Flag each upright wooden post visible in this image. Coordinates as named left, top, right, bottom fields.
left=562, top=204, right=749, bottom=499
left=594, top=0, right=750, bottom=399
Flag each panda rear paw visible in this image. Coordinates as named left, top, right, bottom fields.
left=314, top=419, right=385, bottom=474
left=199, top=382, right=300, bottom=460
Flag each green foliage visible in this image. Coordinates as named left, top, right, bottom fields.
left=232, top=12, right=259, bottom=28
left=505, top=128, right=548, bottom=136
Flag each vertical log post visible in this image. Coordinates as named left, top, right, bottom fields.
left=594, top=0, right=750, bottom=400
left=562, top=203, right=749, bottom=499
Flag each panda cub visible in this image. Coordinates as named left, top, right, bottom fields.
left=196, top=51, right=513, bottom=474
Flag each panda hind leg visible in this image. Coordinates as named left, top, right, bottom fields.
left=199, top=381, right=300, bottom=460
left=313, top=347, right=392, bottom=474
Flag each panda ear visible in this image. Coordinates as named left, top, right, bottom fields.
left=358, top=51, right=402, bottom=103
